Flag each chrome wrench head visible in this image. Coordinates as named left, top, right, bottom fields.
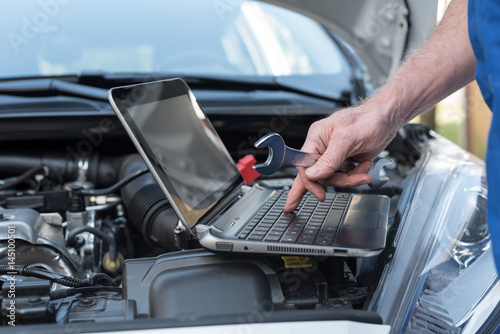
left=252, top=133, right=286, bottom=175
left=368, top=157, right=392, bottom=189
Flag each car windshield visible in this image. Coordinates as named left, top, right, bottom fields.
left=1, top=0, right=350, bottom=80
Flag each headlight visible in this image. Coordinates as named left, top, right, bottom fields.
left=368, top=134, right=499, bottom=333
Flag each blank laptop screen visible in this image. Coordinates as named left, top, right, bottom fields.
left=112, top=79, right=243, bottom=228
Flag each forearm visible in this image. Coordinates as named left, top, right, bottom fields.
left=285, top=0, right=477, bottom=210
left=369, top=0, right=476, bottom=131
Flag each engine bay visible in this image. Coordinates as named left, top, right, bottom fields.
left=0, top=117, right=431, bottom=328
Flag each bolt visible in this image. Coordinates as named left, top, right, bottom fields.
left=72, top=236, right=85, bottom=249
left=78, top=297, right=97, bottom=307
left=381, top=36, right=391, bottom=48
left=80, top=297, right=92, bottom=305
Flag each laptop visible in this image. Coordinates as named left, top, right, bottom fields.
left=108, top=78, right=390, bottom=257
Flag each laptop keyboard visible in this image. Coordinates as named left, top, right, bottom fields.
left=236, top=191, right=351, bottom=245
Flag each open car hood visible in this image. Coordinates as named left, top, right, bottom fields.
left=261, top=0, right=439, bottom=87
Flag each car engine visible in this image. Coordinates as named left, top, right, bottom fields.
left=0, top=119, right=431, bottom=328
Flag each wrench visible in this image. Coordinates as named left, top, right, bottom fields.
left=252, top=132, right=392, bottom=189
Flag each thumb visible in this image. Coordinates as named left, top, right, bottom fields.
left=305, top=151, right=344, bottom=181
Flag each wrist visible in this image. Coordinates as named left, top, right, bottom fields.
left=364, top=77, right=411, bottom=134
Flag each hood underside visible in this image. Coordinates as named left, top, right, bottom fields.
left=261, top=0, right=439, bottom=87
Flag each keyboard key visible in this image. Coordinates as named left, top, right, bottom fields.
left=281, top=235, right=299, bottom=243
left=315, top=239, right=334, bottom=246
left=289, top=220, right=305, bottom=226
left=298, top=234, right=316, bottom=241
left=297, top=238, right=315, bottom=245
left=288, top=226, right=305, bottom=232
left=264, top=235, right=281, bottom=242
left=317, top=237, right=335, bottom=244
left=268, top=230, right=284, bottom=236
left=318, top=231, right=336, bottom=238
left=241, top=227, right=254, bottom=234
left=238, top=233, right=248, bottom=239
left=255, top=226, right=271, bottom=232
left=248, top=234, right=264, bottom=241
left=251, top=230, right=267, bottom=236
left=279, top=218, right=294, bottom=224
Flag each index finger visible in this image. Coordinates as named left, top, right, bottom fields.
left=284, top=166, right=326, bottom=212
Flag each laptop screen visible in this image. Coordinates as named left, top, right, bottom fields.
left=110, top=79, right=243, bottom=228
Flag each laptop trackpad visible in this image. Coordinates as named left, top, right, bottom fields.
left=336, top=210, right=387, bottom=248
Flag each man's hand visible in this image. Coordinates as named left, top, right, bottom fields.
left=283, top=0, right=476, bottom=213
left=284, top=102, right=396, bottom=212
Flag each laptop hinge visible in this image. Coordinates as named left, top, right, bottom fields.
left=195, top=183, right=248, bottom=231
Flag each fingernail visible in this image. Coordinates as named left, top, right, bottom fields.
left=306, top=165, right=320, bottom=177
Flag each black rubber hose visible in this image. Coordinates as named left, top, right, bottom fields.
left=80, top=168, right=149, bottom=196
left=0, top=265, right=118, bottom=288
left=0, top=265, right=89, bottom=287
left=90, top=273, right=117, bottom=286
left=119, top=155, right=179, bottom=250
left=0, top=164, right=48, bottom=190
left=67, top=226, right=117, bottom=261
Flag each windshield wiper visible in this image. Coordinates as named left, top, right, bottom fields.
left=0, top=73, right=351, bottom=104
left=0, top=78, right=108, bottom=101
left=180, top=75, right=350, bottom=104
left=86, top=72, right=351, bottom=104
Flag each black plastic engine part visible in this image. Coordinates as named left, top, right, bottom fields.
left=122, top=249, right=383, bottom=324
left=67, top=184, right=85, bottom=212
left=119, top=154, right=179, bottom=251
left=1, top=278, right=53, bottom=322
left=386, top=123, right=433, bottom=167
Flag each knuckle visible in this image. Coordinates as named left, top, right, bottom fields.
left=318, top=155, right=337, bottom=171
left=309, top=120, right=323, bottom=132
